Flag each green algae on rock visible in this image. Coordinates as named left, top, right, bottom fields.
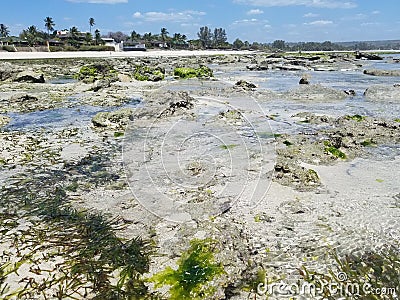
left=150, top=238, right=224, bottom=299
left=174, top=65, right=213, bottom=79
left=133, top=65, right=165, bottom=81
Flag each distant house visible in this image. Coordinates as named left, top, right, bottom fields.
left=56, top=30, right=88, bottom=46
left=48, top=40, right=64, bottom=47
left=150, top=41, right=169, bottom=48
left=122, top=41, right=146, bottom=51
left=101, top=37, right=121, bottom=51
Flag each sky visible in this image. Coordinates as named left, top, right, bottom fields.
left=1, top=0, right=400, bottom=43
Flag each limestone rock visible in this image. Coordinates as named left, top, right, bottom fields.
left=92, top=108, right=133, bottom=128
left=14, top=71, right=45, bottom=83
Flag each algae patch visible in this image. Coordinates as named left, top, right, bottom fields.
left=174, top=65, right=213, bottom=79
left=150, top=238, right=224, bottom=299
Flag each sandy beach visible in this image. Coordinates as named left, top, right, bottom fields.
left=0, top=49, right=251, bottom=60
left=0, top=51, right=399, bottom=299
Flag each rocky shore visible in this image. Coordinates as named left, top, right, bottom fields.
left=0, top=51, right=399, bottom=299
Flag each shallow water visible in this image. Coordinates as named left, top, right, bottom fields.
left=47, top=77, right=78, bottom=84
left=5, top=98, right=142, bottom=131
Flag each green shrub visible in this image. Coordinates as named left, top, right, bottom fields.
left=79, top=45, right=115, bottom=51
left=1, top=45, right=16, bottom=52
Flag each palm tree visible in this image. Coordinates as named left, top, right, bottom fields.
left=0, top=24, right=10, bottom=38
left=89, top=17, right=95, bottom=34
left=84, top=32, right=93, bottom=45
left=160, top=27, right=169, bottom=42
left=20, top=25, right=39, bottom=46
left=44, top=17, right=55, bottom=38
left=130, top=30, right=140, bottom=41
left=70, top=26, right=79, bottom=38
left=94, top=29, right=102, bottom=45
left=171, top=33, right=188, bottom=48
left=143, top=32, right=152, bottom=41
left=69, top=26, right=79, bottom=47
left=0, top=24, right=10, bottom=46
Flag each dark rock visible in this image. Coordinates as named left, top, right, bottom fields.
left=246, top=64, right=268, bottom=71
left=10, top=94, right=39, bottom=103
left=14, top=71, right=45, bottom=83
left=344, top=90, right=356, bottom=96
left=166, top=92, right=194, bottom=115
left=355, top=51, right=383, bottom=60
left=299, top=78, right=309, bottom=85
left=235, top=80, right=257, bottom=90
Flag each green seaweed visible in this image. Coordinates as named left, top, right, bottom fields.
left=220, top=144, right=239, bottom=150
left=150, top=238, right=224, bottom=299
left=301, top=248, right=400, bottom=300
left=361, top=139, right=375, bottom=147
left=133, top=66, right=165, bottom=82
left=345, top=114, right=365, bottom=122
left=0, top=169, right=155, bottom=299
left=114, top=131, right=124, bottom=138
left=174, top=65, right=213, bottom=79
left=75, top=64, right=117, bottom=82
left=325, top=144, right=346, bottom=159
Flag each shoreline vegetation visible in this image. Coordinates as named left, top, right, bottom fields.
left=1, top=49, right=400, bottom=61
left=0, top=48, right=399, bottom=298
left=2, top=18, right=400, bottom=55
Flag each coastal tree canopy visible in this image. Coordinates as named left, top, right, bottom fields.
left=89, top=17, right=95, bottom=33
left=0, top=24, right=10, bottom=38
left=44, top=17, right=55, bottom=38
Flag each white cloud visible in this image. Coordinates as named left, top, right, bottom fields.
left=67, top=0, right=128, bottom=3
left=133, top=10, right=206, bottom=22
left=304, top=20, right=334, bottom=26
left=361, top=22, right=380, bottom=27
left=231, top=18, right=270, bottom=29
left=247, top=9, right=264, bottom=15
left=233, top=18, right=259, bottom=24
left=303, top=12, right=319, bottom=18
left=233, top=0, right=356, bottom=9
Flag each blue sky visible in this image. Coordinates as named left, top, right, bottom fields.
left=2, top=0, right=399, bottom=42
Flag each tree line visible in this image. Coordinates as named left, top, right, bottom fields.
left=1, top=19, right=400, bottom=51
left=0, top=18, right=103, bottom=48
